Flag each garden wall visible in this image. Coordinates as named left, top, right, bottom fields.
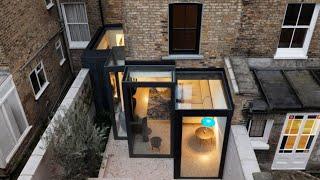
left=224, top=125, right=261, bottom=180
left=18, top=69, right=95, bottom=180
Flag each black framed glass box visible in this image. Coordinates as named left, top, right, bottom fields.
left=174, top=69, right=233, bottom=179
left=83, top=30, right=234, bottom=177
left=122, top=65, right=176, bottom=157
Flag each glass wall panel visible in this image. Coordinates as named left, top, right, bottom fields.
left=128, top=71, right=172, bottom=82
left=180, top=116, right=226, bottom=178
left=109, top=72, right=126, bottom=137
left=96, top=29, right=125, bottom=50
left=130, top=87, right=171, bottom=155
left=176, top=79, right=227, bottom=110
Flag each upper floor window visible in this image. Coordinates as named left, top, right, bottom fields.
left=29, top=62, right=49, bottom=100
left=169, top=4, right=202, bottom=55
left=44, top=0, right=54, bottom=9
left=61, top=3, right=91, bottom=49
left=55, top=40, right=66, bottom=66
left=0, top=75, right=30, bottom=168
left=275, top=3, right=320, bottom=59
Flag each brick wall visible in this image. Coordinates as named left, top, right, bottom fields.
left=0, top=1, right=73, bottom=176
left=234, top=0, right=320, bottom=58
left=59, top=0, right=103, bottom=72
left=252, top=113, right=320, bottom=172
left=104, top=0, right=124, bottom=24
left=123, top=0, right=243, bottom=61
left=252, top=113, right=287, bottom=171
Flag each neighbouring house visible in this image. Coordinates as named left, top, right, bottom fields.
left=1, top=0, right=320, bottom=179
left=0, top=0, right=75, bottom=178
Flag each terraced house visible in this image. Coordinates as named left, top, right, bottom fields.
left=1, top=0, right=320, bottom=180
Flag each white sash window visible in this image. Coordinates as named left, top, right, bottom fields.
left=275, top=3, right=320, bottom=59
left=0, top=75, right=31, bottom=168
left=61, top=3, right=91, bottom=49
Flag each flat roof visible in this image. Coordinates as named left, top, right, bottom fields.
left=253, top=69, right=320, bottom=111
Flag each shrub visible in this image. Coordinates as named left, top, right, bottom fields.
left=45, top=98, right=106, bottom=180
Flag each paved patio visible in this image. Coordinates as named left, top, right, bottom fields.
left=100, top=130, right=174, bottom=180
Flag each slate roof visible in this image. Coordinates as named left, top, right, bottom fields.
left=230, top=57, right=259, bottom=95
left=253, top=69, right=320, bottom=111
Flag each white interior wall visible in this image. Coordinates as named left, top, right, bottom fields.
left=96, top=30, right=124, bottom=50
left=209, top=80, right=227, bottom=109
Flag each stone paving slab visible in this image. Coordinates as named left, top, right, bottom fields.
left=101, top=131, right=174, bottom=180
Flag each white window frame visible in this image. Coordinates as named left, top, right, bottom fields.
left=272, top=113, right=320, bottom=170
left=61, top=2, right=91, bottom=49
left=0, top=75, right=31, bottom=168
left=44, top=0, right=54, bottom=10
left=274, top=3, right=320, bottom=59
left=248, top=119, right=274, bottom=150
left=29, top=61, right=49, bottom=100
left=55, top=40, right=66, bottom=66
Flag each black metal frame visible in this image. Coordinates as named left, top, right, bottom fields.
left=105, top=64, right=127, bottom=140
left=86, top=23, right=124, bottom=50
left=169, top=3, right=202, bottom=55
left=122, top=65, right=176, bottom=158
left=173, top=68, right=234, bottom=179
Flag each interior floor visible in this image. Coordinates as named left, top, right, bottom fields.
left=133, top=120, right=171, bottom=155
left=180, top=123, right=220, bottom=177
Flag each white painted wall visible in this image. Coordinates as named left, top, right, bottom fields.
left=223, top=125, right=261, bottom=180
left=215, top=117, right=226, bottom=160
left=209, top=80, right=228, bottom=109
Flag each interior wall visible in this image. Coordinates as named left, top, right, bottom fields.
left=215, top=117, right=227, bottom=157
left=209, top=80, right=227, bottom=109
left=96, top=30, right=124, bottom=50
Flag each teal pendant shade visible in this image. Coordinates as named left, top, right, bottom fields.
left=201, top=117, right=215, bottom=127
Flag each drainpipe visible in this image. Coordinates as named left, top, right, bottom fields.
left=98, top=0, right=105, bottom=26
left=55, top=0, right=75, bottom=74
left=224, top=57, right=240, bottom=94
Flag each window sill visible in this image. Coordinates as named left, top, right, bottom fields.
left=4, top=126, right=32, bottom=167
left=274, top=49, right=308, bottom=60
left=274, top=55, right=308, bottom=60
left=68, top=41, right=89, bottom=50
left=250, top=140, right=270, bottom=150
left=59, top=58, right=66, bottom=66
left=162, top=54, right=204, bottom=60
left=35, top=82, right=50, bottom=100
left=46, top=3, right=54, bottom=10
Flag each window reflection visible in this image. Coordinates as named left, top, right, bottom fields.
left=110, top=72, right=126, bottom=137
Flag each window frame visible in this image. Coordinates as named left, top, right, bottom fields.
left=248, top=119, right=274, bottom=150
left=44, top=0, right=54, bottom=10
left=61, top=2, right=91, bottom=49
left=55, top=39, right=66, bottom=66
left=275, top=3, right=320, bottom=59
left=169, top=3, right=202, bottom=55
left=0, top=75, right=31, bottom=168
left=248, top=119, right=267, bottom=137
left=29, top=61, right=49, bottom=100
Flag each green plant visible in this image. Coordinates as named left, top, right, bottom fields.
left=94, top=110, right=112, bottom=151
left=45, top=97, right=104, bottom=180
